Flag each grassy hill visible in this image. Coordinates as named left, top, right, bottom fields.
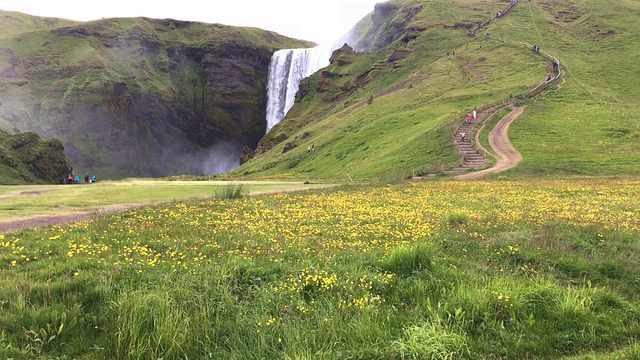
left=0, top=10, right=78, bottom=39
left=235, top=0, right=640, bottom=180
left=0, top=11, right=313, bottom=180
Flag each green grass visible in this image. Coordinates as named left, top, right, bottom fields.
left=480, top=0, right=640, bottom=177
left=240, top=36, right=546, bottom=180
left=1, top=178, right=639, bottom=359
left=0, top=180, right=337, bottom=222
left=0, top=10, right=78, bottom=39
left=236, top=0, right=640, bottom=180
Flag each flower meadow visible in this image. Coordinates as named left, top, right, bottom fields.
left=1, top=179, right=640, bottom=359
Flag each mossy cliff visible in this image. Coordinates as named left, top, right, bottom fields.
left=0, top=11, right=312, bottom=178
left=0, top=130, right=70, bottom=184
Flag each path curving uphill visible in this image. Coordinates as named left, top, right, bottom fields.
left=457, top=106, right=525, bottom=180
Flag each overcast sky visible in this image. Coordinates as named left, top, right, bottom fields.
left=0, top=0, right=386, bottom=45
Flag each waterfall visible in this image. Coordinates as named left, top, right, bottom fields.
left=265, top=46, right=332, bottom=133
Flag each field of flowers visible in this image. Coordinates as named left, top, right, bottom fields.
left=1, top=179, right=640, bottom=359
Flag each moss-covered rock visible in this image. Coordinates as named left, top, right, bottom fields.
left=0, top=130, right=71, bottom=184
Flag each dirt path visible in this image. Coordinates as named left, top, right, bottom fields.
left=0, top=203, right=151, bottom=234
left=457, top=106, right=525, bottom=180
left=0, top=185, right=342, bottom=234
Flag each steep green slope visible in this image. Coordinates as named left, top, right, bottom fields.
left=0, top=130, right=70, bottom=184
left=237, top=0, right=640, bottom=180
left=237, top=0, right=545, bottom=180
left=485, top=0, right=640, bottom=177
left=0, top=11, right=313, bottom=178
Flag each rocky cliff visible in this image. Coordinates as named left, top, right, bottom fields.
left=0, top=11, right=313, bottom=178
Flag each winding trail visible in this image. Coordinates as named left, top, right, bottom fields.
left=457, top=106, right=525, bottom=180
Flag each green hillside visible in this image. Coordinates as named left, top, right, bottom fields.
left=236, top=0, right=640, bottom=180
left=0, top=11, right=313, bottom=180
left=0, top=130, right=70, bottom=184
left=0, top=10, right=78, bottom=39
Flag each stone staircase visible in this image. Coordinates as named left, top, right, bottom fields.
left=443, top=112, right=490, bottom=175
left=414, top=104, right=503, bottom=179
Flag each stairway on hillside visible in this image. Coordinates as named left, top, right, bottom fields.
left=412, top=0, right=562, bottom=180
left=442, top=109, right=492, bottom=175
left=416, top=104, right=505, bottom=178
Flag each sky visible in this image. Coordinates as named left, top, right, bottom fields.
left=0, top=0, right=386, bottom=45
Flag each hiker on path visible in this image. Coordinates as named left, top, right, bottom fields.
left=84, top=174, right=89, bottom=184
left=74, top=175, right=80, bottom=184
left=466, top=114, right=473, bottom=124
left=460, top=132, right=466, bottom=142
left=472, top=109, right=477, bottom=120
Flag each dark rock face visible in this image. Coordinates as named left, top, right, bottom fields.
left=0, top=15, right=311, bottom=178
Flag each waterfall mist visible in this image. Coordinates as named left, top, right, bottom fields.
left=200, top=141, right=243, bottom=175
left=265, top=46, right=333, bottom=133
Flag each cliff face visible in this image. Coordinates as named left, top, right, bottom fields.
left=0, top=13, right=313, bottom=178
left=336, top=1, right=424, bottom=53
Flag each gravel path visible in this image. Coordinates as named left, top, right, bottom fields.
left=457, top=106, right=525, bottom=180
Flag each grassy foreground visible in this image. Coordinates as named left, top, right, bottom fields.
left=0, top=180, right=336, bottom=222
left=1, top=178, right=639, bottom=359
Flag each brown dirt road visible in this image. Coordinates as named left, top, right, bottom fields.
left=457, top=106, right=525, bottom=180
left=0, top=203, right=150, bottom=234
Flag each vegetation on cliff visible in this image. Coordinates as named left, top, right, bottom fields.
left=0, top=10, right=313, bottom=180
left=0, top=130, right=70, bottom=184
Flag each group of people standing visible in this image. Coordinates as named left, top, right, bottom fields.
left=63, top=173, right=96, bottom=184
